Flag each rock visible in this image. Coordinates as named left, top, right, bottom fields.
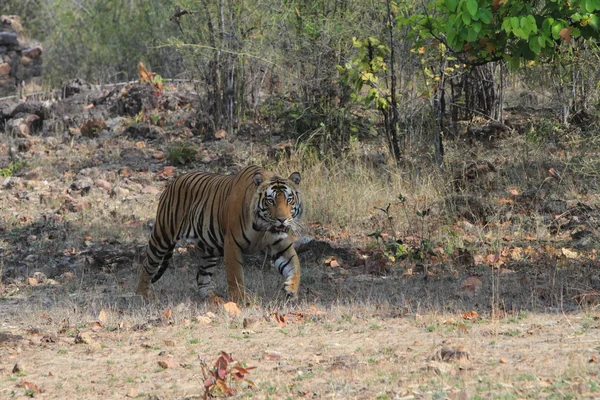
left=114, top=84, right=157, bottom=116
left=110, top=186, right=130, bottom=198
left=1, top=101, right=46, bottom=119
left=119, top=167, right=133, bottom=178
left=123, top=123, right=162, bottom=140
left=141, top=185, right=159, bottom=195
left=0, top=62, right=9, bottom=75
left=62, top=78, right=91, bottom=98
left=0, top=32, right=18, bottom=46
left=22, top=47, right=42, bottom=59
left=6, top=114, right=42, bottom=136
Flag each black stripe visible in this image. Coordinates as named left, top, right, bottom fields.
left=277, top=255, right=295, bottom=274
left=273, top=243, right=293, bottom=260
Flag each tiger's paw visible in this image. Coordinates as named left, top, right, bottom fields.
left=283, top=277, right=300, bottom=300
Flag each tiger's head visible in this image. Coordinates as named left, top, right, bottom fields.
left=253, top=171, right=302, bottom=234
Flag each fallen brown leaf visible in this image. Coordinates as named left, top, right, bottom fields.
left=224, top=302, right=241, bottom=317
left=17, top=380, right=42, bottom=394
left=98, top=309, right=108, bottom=324
left=158, top=359, right=177, bottom=369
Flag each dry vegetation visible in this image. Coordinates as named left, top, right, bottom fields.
left=1, top=80, right=600, bottom=399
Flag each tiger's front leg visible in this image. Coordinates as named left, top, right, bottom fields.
left=271, top=238, right=301, bottom=298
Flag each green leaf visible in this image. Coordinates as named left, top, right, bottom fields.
left=538, top=35, right=546, bottom=48
left=479, top=8, right=492, bottom=24
left=467, top=0, right=478, bottom=17
left=585, top=0, right=597, bottom=12
left=529, top=35, right=541, bottom=54
left=462, top=12, right=472, bottom=25
left=542, top=17, right=554, bottom=33
left=513, top=27, right=528, bottom=39
left=526, top=15, right=537, bottom=33
left=447, top=31, right=457, bottom=46
left=551, top=21, right=563, bottom=39
left=467, top=28, right=477, bottom=41
left=445, top=0, right=458, bottom=12
left=472, top=21, right=482, bottom=33
left=502, top=18, right=513, bottom=34
left=510, top=17, right=520, bottom=31
left=589, top=14, right=600, bottom=30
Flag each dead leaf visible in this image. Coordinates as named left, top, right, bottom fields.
left=264, top=352, right=282, bottom=361
left=158, top=359, right=177, bottom=369
left=457, top=323, right=469, bottom=335
left=224, top=302, right=241, bottom=317
left=74, top=331, right=93, bottom=344
left=561, top=248, right=578, bottom=259
left=559, top=27, right=573, bottom=43
left=589, top=355, right=597, bottom=363
left=17, top=381, right=42, bottom=394
left=507, top=187, right=519, bottom=196
left=196, top=315, right=212, bottom=325
left=91, top=321, right=103, bottom=332
left=162, top=308, right=172, bottom=320
left=98, top=309, right=108, bottom=324
left=27, top=277, right=38, bottom=286
left=499, top=358, right=507, bottom=364
left=308, top=305, right=327, bottom=315
left=273, top=312, right=286, bottom=327
left=461, top=311, right=478, bottom=320
left=214, top=129, right=227, bottom=139
left=12, top=364, right=22, bottom=373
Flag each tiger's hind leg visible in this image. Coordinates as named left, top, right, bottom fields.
left=196, top=254, right=220, bottom=300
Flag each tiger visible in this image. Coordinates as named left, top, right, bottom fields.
left=135, top=165, right=303, bottom=303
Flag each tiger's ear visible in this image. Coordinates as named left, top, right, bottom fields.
left=253, top=172, right=264, bottom=187
left=289, top=172, right=301, bottom=185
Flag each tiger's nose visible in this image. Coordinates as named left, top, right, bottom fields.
left=277, top=217, right=287, bottom=223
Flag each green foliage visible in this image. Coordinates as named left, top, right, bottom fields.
left=167, top=143, right=198, bottom=166
left=338, top=37, right=391, bottom=110
left=43, top=0, right=181, bottom=83
left=0, top=161, right=24, bottom=178
left=398, top=0, right=600, bottom=68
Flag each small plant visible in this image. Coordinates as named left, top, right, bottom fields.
left=201, top=351, right=255, bottom=399
left=167, top=143, right=198, bottom=166
left=80, top=118, right=108, bottom=138
left=0, top=161, right=24, bottom=177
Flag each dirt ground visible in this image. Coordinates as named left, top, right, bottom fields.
left=1, top=81, right=600, bottom=399
left=1, top=284, right=600, bottom=399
